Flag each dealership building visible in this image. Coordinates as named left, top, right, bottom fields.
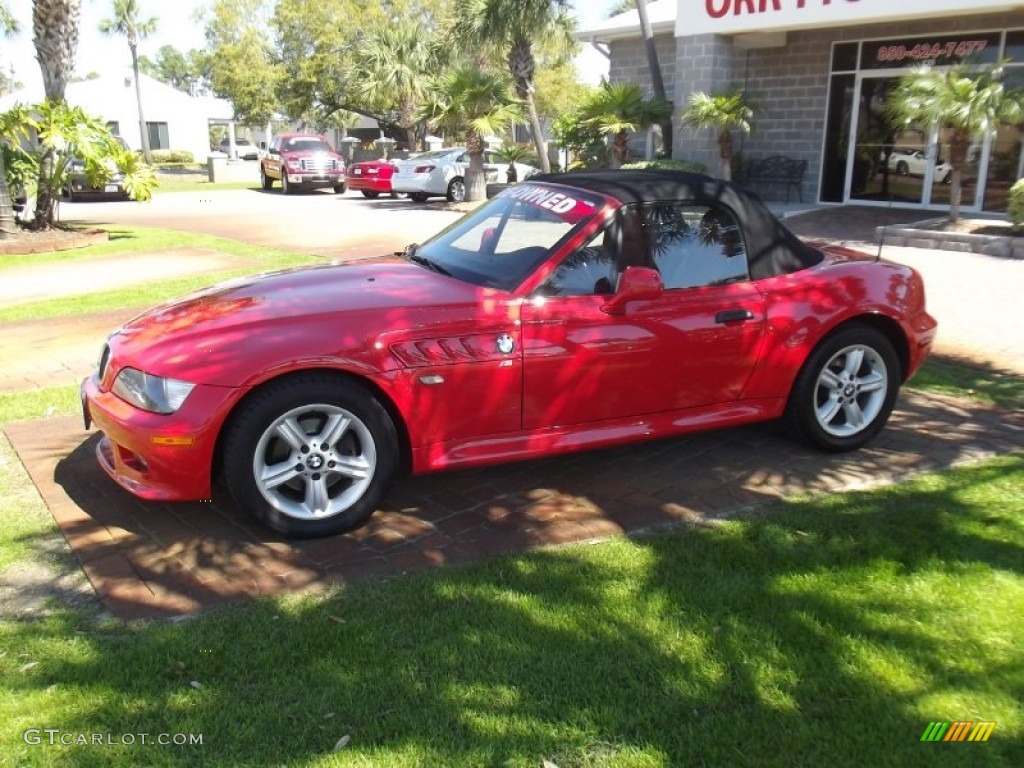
left=581, top=0, right=1024, bottom=212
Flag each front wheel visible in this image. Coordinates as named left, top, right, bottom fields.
left=361, top=190, right=381, bottom=199
left=446, top=177, right=466, bottom=203
left=785, top=326, right=900, bottom=452
left=409, top=192, right=429, bottom=203
left=281, top=170, right=292, bottom=195
left=260, top=167, right=273, bottom=190
left=333, top=183, right=346, bottom=194
left=895, top=160, right=909, bottom=176
left=221, top=374, right=399, bottom=537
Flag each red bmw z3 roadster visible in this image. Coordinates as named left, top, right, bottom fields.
left=81, top=170, right=936, bottom=537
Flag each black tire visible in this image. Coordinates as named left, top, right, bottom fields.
left=446, top=177, right=466, bottom=203
left=941, top=171, right=952, bottom=185
left=261, top=167, right=273, bottom=190
left=784, top=325, right=900, bottom=453
left=281, top=170, right=292, bottom=195
left=896, top=160, right=909, bottom=176
left=361, top=190, right=381, bottom=199
left=334, top=183, right=346, bottom=194
left=409, top=192, right=429, bottom=203
left=221, top=374, right=399, bottom=537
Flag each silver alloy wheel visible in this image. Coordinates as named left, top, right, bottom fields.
left=252, top=403, right=377, bottom=520
left=449, top=178, right=465, bottom=202
left=814, top=344, right=889, bottom=438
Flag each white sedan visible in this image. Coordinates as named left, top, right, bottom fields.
left=885, top=149, right=952, bottom=183
left=391, top=148, right=539, bottom=203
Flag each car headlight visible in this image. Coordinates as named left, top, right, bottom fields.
left=112, top=368, right=196, bottom=414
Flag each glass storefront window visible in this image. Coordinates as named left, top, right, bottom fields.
left=832, top=43, right=858, bottom=72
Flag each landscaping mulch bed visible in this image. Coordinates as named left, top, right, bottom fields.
left=0, top=227, right=109, bottom=256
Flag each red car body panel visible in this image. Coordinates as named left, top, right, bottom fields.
left=81, top=176, right=936, bottom=504
left=346, top=160, right=396, bottom=194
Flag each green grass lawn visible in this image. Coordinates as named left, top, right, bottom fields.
left=154, top=180, right=260, bottom=194
left=0, top=227, right=317, bottom=324
left=0, top=456, right=1020, bottom=766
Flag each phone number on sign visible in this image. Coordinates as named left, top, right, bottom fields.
left=876, top=40, right=988, bottom=63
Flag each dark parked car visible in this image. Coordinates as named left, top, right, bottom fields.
left=63, top=136, right=131, bottom=202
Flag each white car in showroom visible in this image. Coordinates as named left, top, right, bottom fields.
left=391, top=147, right=539, bottom=203
left=884, top=148, right=952, bottom=183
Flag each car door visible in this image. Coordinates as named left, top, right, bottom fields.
left=264, top=137, right=282, bottom=179
left=520, top=202, right=767, bottom=430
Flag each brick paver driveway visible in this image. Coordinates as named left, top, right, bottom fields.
left=7, top=391, right=1021, bottom=619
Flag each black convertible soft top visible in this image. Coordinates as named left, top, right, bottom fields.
left=529, top=169, right=824, bottom=281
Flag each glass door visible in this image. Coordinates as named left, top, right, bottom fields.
left=847, top=76, right=929, bottom=205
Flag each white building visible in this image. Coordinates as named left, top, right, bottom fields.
left=0, top=69, right=234, bottom=162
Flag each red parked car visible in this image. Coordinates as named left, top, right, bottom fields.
left=81, top=170, right=936, bottom=538
left=346, top=158, right=398, bottom=198
left=260, top=133, right=346, bottom=194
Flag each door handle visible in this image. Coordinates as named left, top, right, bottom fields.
left=715, top=309, right=755, bottom=324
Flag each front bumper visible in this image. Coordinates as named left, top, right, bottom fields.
left=80, top=375, right=237, bottom=501
left=287, top=172, right=345, bottom=188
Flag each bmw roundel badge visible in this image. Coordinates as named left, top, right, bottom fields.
left=496, top=333, right=516, bottom=355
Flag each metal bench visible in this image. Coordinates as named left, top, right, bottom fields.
left=741, top=155, right=808, bottom=203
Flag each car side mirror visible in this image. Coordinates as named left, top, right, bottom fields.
left=259, top=141, right=267, bottom=150
left=601, top=267, right=663, bottom=315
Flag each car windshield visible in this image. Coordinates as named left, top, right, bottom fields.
left=406, top=149, right=462, bottom=161
left=410, top=183, right=604, bottom=291
left=283, top=137, right=332, bottom=152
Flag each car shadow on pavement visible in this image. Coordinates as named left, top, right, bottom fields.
left=3, top=378, right=1014, bottom=620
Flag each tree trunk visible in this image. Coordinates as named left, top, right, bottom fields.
left=131, top=43, right=153, bottom=164
left=636, top=0, right=672, bottom=157
left=465, top=131, right=487, bottom=202
left=611, top=131, right=630, bottom=168
left=0, top=150, right=16, bottom=239
left=947, top=133, right=970, bottom=223
left=32, top=145, right=58, bottom=230
left=718, top=129, right=733, bottom=181
left=33, top=0, right=81, bottom=102
left=523, top=88, right=550, bottom=174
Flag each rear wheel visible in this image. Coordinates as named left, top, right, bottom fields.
left=895, top=160, right=909, bottom=176
left=361, top=190, right=381, bottom=199
left=260, top=167, right=273, bottom=190
left=785, top=325, right=900, bottom=452
left=447, top=177, right=466, bottom=203
left=409, top=192, right=429, bottom=203
left=222, top=374, right=399, bottom=537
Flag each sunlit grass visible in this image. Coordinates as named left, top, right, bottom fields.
left=909, top=357, right=1023, bottom=411
left=0, top=456, right=1020, bottom=766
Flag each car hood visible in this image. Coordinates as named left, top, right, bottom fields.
left=108, top=258, right=492, bottom=386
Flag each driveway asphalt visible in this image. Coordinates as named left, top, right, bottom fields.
left=60, top=187, right=464, bottom=258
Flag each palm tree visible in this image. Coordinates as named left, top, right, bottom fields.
left=449, top=0, right=575, bottom=174
left=1, top=3, right=20, bottom=239
left=886, top=62, right=1024, bottom=223
left=418, top=68, right=524, bottom=202
left=580, top=81, right=670, bottom=168
left=682, top=89, right=755, bottom=181
left=100, top=0, right=158, bottom=164
left=32, top=0, right=82, bottom=229
left=32, top=0, right=81, bottom=102
left=634, top=0, right=671, bottom=156
left=354, top=20, right=438, bottom=151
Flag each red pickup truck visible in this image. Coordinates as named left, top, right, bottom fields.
left=260, top=133, right=347, bottom=195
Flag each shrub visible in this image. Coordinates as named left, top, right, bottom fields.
left=620, top=159, right=707, bottom=174
left=1008, top=178, right=1024, bottom=231
left=150, top=149, right=195, bottom=164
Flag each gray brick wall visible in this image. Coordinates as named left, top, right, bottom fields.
left=609, top=11, right=1024, bottom=202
